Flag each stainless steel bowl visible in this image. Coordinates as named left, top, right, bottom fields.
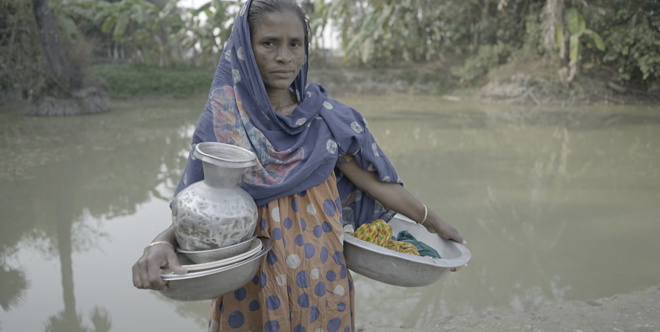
left=159, top=238, right=272, bottom=301
left=177, top=234, right=257, bottom=264
left=344, top=215, right=471, bottom=287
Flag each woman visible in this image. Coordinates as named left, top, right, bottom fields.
left=132, top=0, right=465, bottom=331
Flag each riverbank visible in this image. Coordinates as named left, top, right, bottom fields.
left=357, top=286, right=660, bottom=332
left=4, top=61, right=657, bottom=113
left=310, top=60, right=660, bottom=107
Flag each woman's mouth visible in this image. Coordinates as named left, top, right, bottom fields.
left=271, top=70, right=294, bottom=79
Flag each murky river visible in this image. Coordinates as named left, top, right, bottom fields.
left=1, top=95, right=659, bottom=331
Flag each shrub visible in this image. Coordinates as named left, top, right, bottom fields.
left=90, top=64, right=214, bottom=99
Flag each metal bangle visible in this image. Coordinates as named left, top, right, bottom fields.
left=420, top=204, right=428, bottom=225
left=144, top=241, right=174, bottom=253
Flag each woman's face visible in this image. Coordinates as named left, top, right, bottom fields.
left=250, top=10, right=306, bottom=96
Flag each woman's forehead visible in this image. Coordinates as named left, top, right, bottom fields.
left=252, top=11, right=305, bottom=38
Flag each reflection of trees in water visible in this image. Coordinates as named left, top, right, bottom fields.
left=1, top=108, right=192, bottom=255
left=472, top=112, right=577, bottom=313
left=0, top=101, right=198, bottom=330
left=41, top=165, right=113, bottom=332
left=0, top=263, right=28, bottom=311
left=353, top=115, right=577, bottom=324
left=169, top=300, right=210, bottom=329
left=44, top=307, right=111, bottom=332
left=353, top=103, right=598, bottom=325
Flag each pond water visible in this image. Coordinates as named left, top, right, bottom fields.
left=1, top=95, right=659, bottom=331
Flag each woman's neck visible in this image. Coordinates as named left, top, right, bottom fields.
left=267, top=90, right=298, bottom=116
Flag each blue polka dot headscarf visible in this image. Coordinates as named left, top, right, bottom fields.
left=174, top=0, right=401, bottom=227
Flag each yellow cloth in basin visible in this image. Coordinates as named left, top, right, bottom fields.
left=351, top=219, right=420, bottom=256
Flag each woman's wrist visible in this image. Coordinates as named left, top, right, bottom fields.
left=418, top=204, right=429, bottom=225
left=144, top=225, right=178, bottom=253
left=143, top=241, right=174, bottom=253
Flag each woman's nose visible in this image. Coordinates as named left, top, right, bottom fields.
left=275, top=47, right=293, bottom=63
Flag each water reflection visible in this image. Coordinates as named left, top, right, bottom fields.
left=1, top=96, right=659, bottom=330
left=0, top=98, right=203, bottom=331
left=344, top=97, right=660, bottom=327
left=0, top=265, right=27, bottom=311
left=44, top=307, right=111, bottom=332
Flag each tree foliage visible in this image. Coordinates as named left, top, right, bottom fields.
left=58, top=0, right=186, bottom=66
left=590, top=0, right=660, bottom=83
left=319, top=0, right=461, bottom=65
left=1, top=0, right=658, bottom=107
left=319, top=0, right=658, bottom=89
left=179, top=0, right=237, bottom=66
left=555, top=7, right=606, bottom=84
left=1, top=0, right=49, bottom=101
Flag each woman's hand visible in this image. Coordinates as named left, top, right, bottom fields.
left=132, top=227, right=187, bottom=291
left=423, top=209, right=466, bottom=245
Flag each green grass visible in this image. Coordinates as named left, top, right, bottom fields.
left=90, top=64, right=214, bottom=99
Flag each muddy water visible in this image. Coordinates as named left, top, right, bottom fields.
left=0, top=95, right=658, bottom=330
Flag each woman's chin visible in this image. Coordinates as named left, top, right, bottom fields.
left=265, top=81, right=295, bottom=94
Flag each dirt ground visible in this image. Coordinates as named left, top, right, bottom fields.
left=357, top=286, right=660, bottom=332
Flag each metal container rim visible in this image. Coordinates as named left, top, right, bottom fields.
left=193, top=142, right=256, bottom=168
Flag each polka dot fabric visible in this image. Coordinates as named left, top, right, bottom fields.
left=209, top=173, right=355, bottom=332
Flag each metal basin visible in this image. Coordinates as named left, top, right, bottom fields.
left=344, top=215, right=471, bottom=287
left=159, top=238, right=272, bottom=301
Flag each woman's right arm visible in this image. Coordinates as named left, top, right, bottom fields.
left=132, top=224, right=187, bottom=291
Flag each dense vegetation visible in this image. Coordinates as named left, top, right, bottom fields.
left=90, top=64, right=213, bottom=99
left=1, top=0, right=658, bottom=113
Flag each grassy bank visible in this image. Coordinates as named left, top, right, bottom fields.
left=90, top=62, right=659, bottom=106
left=90, top=64, right=214, bottom=99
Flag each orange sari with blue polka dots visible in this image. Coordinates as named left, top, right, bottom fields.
left=209, top=173, right=354, bottom=332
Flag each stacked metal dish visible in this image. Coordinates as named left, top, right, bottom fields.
left=177, top=234, right=259, bottom=264
left=159, top=237, right=272, bottom=301
left=343, top=215, right=471, bottom=287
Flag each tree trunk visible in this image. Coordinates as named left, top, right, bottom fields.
left=32, top=0, right=81, bottom=91
left=540, top=0, right=565, bottom=57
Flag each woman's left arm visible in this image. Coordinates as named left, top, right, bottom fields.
left=337, top=157, right=465, bottom=244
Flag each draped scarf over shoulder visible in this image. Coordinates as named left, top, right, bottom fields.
left=174, top=0, right=401, bottom=227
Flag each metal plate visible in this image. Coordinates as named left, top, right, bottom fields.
left=159, top=238, right=272, bottom=301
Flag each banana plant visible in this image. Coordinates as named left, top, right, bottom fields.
left=93, top=0, right=183, bottom=66
left=566, top=8, right=605, bottom=64
left=320, top=0, right=438, bottom=65
left=558, top=7, right=605, bottom=83
left=179, top=0, right=239, bottom=66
